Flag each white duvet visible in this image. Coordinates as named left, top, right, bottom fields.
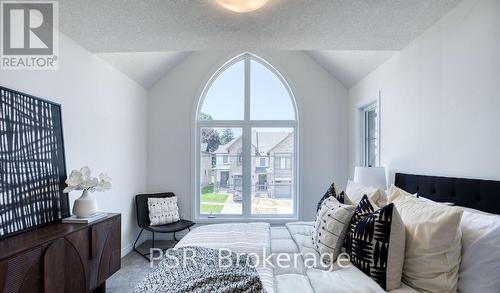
left=176, top=222, right=418, bottom=293
left=176, top=222, right=274, bottom=293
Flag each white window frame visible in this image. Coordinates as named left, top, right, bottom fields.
left=360, top=94, right=381, bottom=167
left=194, top=53, right=299, bottom=222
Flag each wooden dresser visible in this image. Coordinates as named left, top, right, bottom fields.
left=0, top=213, right=121, bottom=293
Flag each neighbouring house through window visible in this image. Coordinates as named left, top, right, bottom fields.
left=275, top=156, right=291, bottom=170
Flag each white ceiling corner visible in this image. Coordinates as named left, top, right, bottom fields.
left=307, top=50, right=397, bottom=88
left=96, top=51, right=190, bottom=89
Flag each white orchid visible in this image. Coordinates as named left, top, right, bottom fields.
left=95, top=173, right=112, bottom=192
left=63, top=166, right=112, bottom=193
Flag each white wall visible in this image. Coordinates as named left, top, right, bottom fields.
left=148, top=51, right=348, bottom=221
left=0, top=33, right=148, bottom=255
left=348, top=0, right=500, bottom=183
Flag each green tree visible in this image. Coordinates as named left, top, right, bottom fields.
left=220, top=128, right=234, bottom=145
left=199, top=112, right=213, bottom=121
left=199, top=113, right=220, bottom=152
left=201, top=129, right=220, bottom=152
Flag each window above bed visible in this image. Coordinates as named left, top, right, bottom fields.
left=195, top=53, right=299, bottom=221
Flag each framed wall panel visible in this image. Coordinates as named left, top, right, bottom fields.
left=0, top=86, right=68, bottom=239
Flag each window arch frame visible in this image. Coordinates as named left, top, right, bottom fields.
left=194, top=52, right=299, bottom=221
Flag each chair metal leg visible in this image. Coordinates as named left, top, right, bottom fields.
left=152, top=231, right=155, bottom=249
left=134, top=225, right=194, bottom=260
left=133, top=228, right=151, bottom=261
left=133, top=228, right=144, bottom=250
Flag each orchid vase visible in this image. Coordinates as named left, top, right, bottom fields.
left=72, top=189, right=98, bottom=218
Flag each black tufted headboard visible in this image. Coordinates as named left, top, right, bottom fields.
left=395, top=173, right=500, bottom=215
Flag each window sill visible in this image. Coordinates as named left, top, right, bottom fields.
left=194, top=216, right=299, bottom=225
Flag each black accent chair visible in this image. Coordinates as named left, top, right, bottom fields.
left=133, top=192, right=195, bottom=260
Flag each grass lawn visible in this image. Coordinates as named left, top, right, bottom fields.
left=200, top=184, right=228, bottom=203
left=201, top=184, right=214, bottom=194
left=200, top=184, right=229, bottom=214
left=201, top=193, right=228, bottom=203
left=200, top=204, right=224, bottom=214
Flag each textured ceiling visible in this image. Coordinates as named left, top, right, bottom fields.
left=56, top=0, right=462, bottom=52
left=58, top=0, right=462, bottom=89
left=96, top=52, right=190, bottom=88
left=306, top=50, right=397, bottom=87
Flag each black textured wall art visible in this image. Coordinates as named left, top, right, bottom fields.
left=0, top=86, right=68, bottom=239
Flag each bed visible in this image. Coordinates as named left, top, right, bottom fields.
left=142, top=173, right=500, bottom=292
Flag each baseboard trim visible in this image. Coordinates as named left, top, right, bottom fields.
left=121, top=232, right=148, bottom=257
left=121, top=242, right=133, bottom=257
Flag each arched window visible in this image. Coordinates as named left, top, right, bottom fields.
left=196, top=53, right=298, bottom=220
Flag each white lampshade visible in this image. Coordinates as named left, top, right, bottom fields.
left=353, top=167, right=387, bottom=190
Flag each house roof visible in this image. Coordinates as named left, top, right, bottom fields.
left=253, top=132, right=290, bottom=155
left=212, top=136, right=241, bottom=154
left=212, top=131, right=291, bottom=155
left=267, top=133, right=293, bottom=154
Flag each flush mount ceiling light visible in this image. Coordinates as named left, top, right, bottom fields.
left=216, top=0, right=269, bottom=13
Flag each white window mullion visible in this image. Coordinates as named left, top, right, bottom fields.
left=197, top=120, right=297, bottom=129
left=242, top=55, right=252, bottom=218
left=242, top=126, right=251, bottom=217
left=244, top=55, right=251, bottom=122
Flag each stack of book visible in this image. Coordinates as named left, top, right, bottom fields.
left=62, top=212, right=107, bottom=224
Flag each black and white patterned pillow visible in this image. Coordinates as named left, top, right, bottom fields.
left=312, top=196, right=355, bottom=265
left=148, top=197, right=180, bottom=226
left=344, top=195, right=405, bottom=291
left=317, top=182, right=350, bottom=212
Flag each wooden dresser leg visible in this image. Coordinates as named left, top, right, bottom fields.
left=92, top=281, right=106, bottom=293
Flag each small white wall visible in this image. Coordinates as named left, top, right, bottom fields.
left=348, top=0, right=500, bottom=182
left=148, top=51, right=348, bottom=221
left=0, top=33, right=148, bottom=255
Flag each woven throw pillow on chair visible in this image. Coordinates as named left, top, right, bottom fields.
left=148, top=197, right=180, bottom=225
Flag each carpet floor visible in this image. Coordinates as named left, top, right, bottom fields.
left=107, top=240, right=177, bottom=293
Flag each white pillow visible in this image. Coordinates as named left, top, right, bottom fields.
left=346, top=180, right=386, bottom=206
left=148, top=197, right=180, bottom=225
left=415, top=196, right=454, bottom=206
left=389, top=186, right=463, bottom=293
left=400, top=188, right=455, bottom=207
left=388, top=184, right=453, bottom=206
left=312, top=196, right=355, bottom=266
left=458, top=207, right=500, bottom=293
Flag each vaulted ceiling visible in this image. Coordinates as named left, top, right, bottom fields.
left=306, top=50, right=397, bottom=87
left=96, top=52, right=190, bottom=89
left=56, top=0, right=463, bottom=88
